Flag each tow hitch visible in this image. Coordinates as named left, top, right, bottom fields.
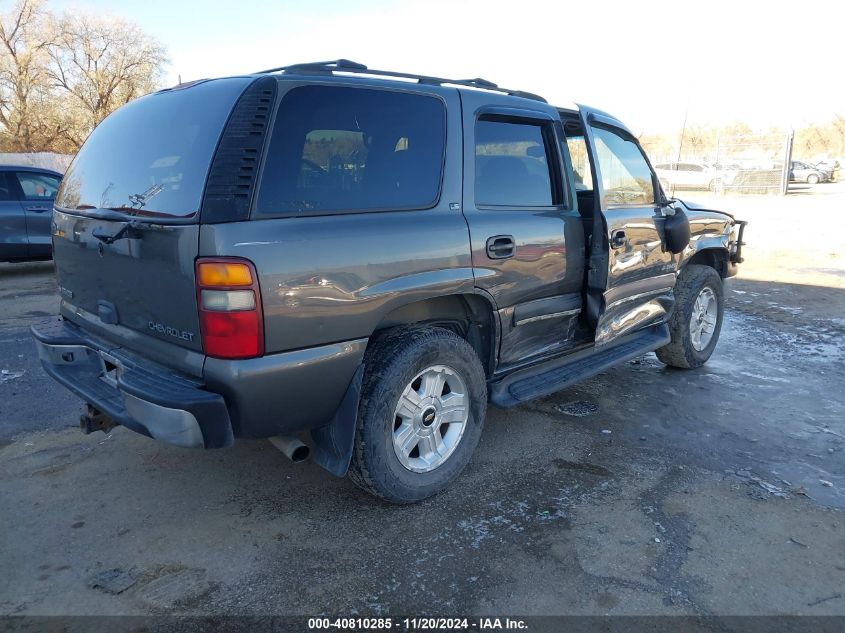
left=79, top=404, right=116, bottom=435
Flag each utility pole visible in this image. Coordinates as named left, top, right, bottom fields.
left=781, top=130, right=794, bottom=196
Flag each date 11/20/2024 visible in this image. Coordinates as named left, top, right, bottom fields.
left=307, top=617, right=528, bottom=630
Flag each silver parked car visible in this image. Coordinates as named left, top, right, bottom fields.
left=812, top=159, right=838, bottom=181
left=790, top=160, right=828, bottom=184
left=654, top=161, right=729, bottom=192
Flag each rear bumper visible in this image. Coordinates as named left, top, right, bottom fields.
left=32, top=317, right=233, bottom=448
left=32, top=316, right=369, bottom=448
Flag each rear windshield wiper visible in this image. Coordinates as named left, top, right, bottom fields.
left=63, top=204, right=194, bottom=224
left=128, top=184, right=164, bottom=209
left=74, top=206, right=136, bottom=221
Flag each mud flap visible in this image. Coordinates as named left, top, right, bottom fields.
left=309, top=364, right=364, bottom=477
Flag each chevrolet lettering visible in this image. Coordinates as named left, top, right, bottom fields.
left=148, top=321, right=195, bottom=342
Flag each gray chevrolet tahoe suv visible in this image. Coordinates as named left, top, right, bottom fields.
left=32, top=60, right=746, bottom=503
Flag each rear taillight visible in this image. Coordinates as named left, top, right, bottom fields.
left=196, top=258, right=264, bottom=359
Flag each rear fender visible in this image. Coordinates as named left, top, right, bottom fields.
left=310, top=291, right=500, bottom=477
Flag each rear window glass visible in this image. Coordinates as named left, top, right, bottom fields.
left=55, top=77, right=251, bottom=219
left=255, top=85, right=445, bottom=215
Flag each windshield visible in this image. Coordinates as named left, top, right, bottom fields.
left=56, top=77, right=252, bottom=220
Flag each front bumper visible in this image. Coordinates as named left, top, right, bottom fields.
left=32, top=317, right=233, bottom=448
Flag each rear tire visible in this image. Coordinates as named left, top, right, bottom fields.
left=348, top=326, right=487, bottom=504
left=656, top=265, right=724, bottom=369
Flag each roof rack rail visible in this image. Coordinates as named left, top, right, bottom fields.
left=253, top=59, right=547, bottom=103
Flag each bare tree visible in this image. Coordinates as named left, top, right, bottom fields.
left=0, top=0, right=70, bottom=151
left=0, top=0, right=166, bottom=152
left=830, top=116, right=845, bottom=156
left=47, top=13, right=166, bottom=148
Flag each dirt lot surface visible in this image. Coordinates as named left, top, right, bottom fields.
left=0, top=184, right=843, bottom=619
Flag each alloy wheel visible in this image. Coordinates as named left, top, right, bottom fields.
left=689, top=286, right=718, bottom=351
left=392, top=365, right=469, bottom=473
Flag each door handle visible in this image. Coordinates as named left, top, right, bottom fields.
left=26, top=206, right=51, bottom=213
left=610, top=230, right=627, bottom=249
left=486, top=235, right=515, bottom=259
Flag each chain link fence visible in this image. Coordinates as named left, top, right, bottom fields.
left=644, top=132, right=794, bottom=197
left=714, top=132, right=793, bottom=194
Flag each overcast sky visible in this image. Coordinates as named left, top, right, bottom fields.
left=54, top=0, right=842, bottom=134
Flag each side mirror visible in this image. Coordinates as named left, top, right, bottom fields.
left=663, top=207, right=691, bottom=254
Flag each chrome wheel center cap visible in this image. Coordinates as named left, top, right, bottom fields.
left=421, top=407, right=437, bottom=427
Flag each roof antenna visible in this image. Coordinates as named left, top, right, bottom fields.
left=675, top=100, right=689, bottom=167
left=669, top=98, right=690, bottom=198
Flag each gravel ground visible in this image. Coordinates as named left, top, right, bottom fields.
left=0, top=186, right=843, bottom=618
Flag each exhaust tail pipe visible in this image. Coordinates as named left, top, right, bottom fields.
left=269, top=436, right=310, bottom=463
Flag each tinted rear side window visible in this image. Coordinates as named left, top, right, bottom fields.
left=475, top=119, right=555, bottom=207
left=56, top=77, right=252, bottom=220
left=255, top=85, right=445, bottom=216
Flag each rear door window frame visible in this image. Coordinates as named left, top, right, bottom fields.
left=472, top=109, right=569, bottom=211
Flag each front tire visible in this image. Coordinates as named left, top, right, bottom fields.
left=807, top=173, right=820, bottom=184
left=348, top=326, right=487, bottom=503
left=656, top=265, right=724, bottom=369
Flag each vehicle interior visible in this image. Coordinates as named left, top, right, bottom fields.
left=560, top=116, right=598, bottom=244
